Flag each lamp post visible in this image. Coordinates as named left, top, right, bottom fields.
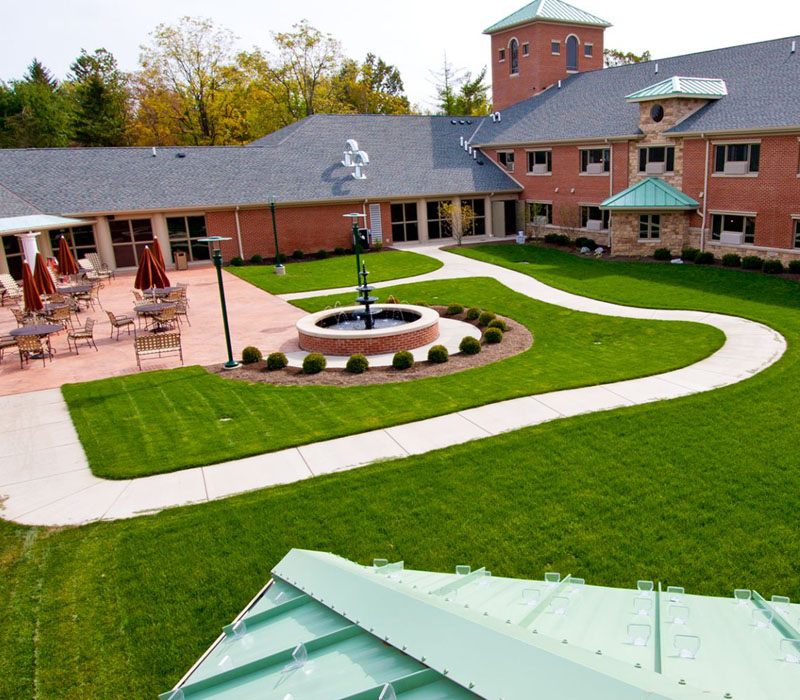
left=269, top=199, right=284, bottom=275
left=343, top=212, right=367, bottom=280
left=197, top=236, right=239, bottom=369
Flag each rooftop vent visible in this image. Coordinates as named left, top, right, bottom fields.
left=176, top=152, right=186, bottom=159
left=792, top=40, right=796, bottom=54
left=151, top=147, right=156, bottom=157
left=490, top=112, right=502, bottom=123
left=655, top=63, right=659, bottom=74
left=451, top=119, right=457, bottom=124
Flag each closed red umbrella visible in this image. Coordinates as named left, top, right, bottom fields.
left=22, top=261, right=43, bottom=313
left=57, top=236, right=79, bottom=276
left=134, top=246, right=171, bottom=290
left=151, top=237, right=166, bottom=270
left=33, top=252, right=57, bottom=295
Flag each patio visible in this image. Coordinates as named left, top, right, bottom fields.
left=0, top=265, right=305, bottom=395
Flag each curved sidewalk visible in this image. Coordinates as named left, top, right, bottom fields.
left=0, top=245, right=786, bottom=526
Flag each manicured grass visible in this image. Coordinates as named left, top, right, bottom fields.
left=3, top=250, right=800, bottom=699
left=228, top=249, right=442, bottom=293
left=62, top=277, right=721, bottom=478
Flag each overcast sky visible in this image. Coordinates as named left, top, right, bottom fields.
left=4, top=0, right=799, bottom=110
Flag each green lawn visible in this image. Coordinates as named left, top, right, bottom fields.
left=2, top=250, right=800, bottom=699
left=62, top=277, right=721, bottom=478
left=227, top=249, right=442, bottom=293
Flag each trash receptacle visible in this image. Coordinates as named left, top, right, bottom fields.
left=174, top=251, right=188, bottom=270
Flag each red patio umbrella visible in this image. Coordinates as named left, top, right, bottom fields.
left=134, top=246, right=171, bottom=290
left=33, top=252, right=57, bottom=295
left=57, top=236, right=79, bottom=277
left=22, top=261, right=44, bottom=313
left=151, top=237, right=166, bottom=271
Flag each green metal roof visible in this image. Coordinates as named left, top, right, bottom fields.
left=625, top=77, right=728, bottom=102
left=483, top=0, right=611, bottom=34
left=162, top=550, right=800, bottom=700
left=601, top=178, right=700, bottom=211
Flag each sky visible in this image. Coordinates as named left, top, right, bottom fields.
left=3, top=0, right=799, bottom=111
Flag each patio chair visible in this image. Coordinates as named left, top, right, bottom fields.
left=87, top=253, right=114, bottom=280
left=106, top=310, right=135, bottom=340
left=78, top=258, right=101, bottom=282
left=67, top=317, right=97, bottom=354
left=76, top=284, right=101, bottom=310
left=175, top=300, right=191, bottom=326
left=132, top=290, right=144, bottom=304
left=147, top=305, right=177, bottom=333
left=16, top=334, right=53, bottom=368
left=0, top=274, right=23, bottom=305
left=0, top=334, right=16, bottom=363
left=11, top=307, right=29, bottom=327
left=164, top=290, right=182, bottom=304
left=45, top=305, right=74, bottom=330
left=134, top=331, right=183, bottom=370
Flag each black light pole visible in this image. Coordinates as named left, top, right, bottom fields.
left=343, top=212, right=367, bottom=280
left=269, top=198, right=284, bottom=275
left=197, top=236, right=239, bottom=369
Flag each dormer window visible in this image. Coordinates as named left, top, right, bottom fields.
left=510, top=39, right=519, bottom=75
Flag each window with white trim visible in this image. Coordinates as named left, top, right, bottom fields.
left=580, top=206, right=610, bottom=230
left=584, top=43, right=593, bottom=58
left=527, top=150, right=552, bottom=174
left=528, top=202, right=553, bottom=224
left=580, top=148, right=610, bottom=173
left=566, top=36, right=579, bottom=71
left=497, top=151, right=515, bottom=172
left=510, top=39, right=519, bottom=75
left=498, top=48, right=506, bottom=62
left=713, top=143, right=760, bottom=175
left=522, top=42, right=530, bottom=56
left=711, top=213, right=755, bottom=244
left=639, top=214, right=661, bottom=239
left=638, top=145, right=675, bottom=173
left=551, top=41, right=560, bottom=55
left=793, top=219, right=800, bottom=249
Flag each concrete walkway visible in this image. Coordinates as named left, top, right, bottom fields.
left=0, top=244, right=786, bottom=526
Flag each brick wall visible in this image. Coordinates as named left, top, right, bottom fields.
left=298, top=321, right=440, bottom=355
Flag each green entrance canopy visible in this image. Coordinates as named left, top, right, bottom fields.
left=601, top=178, right=700, bottom=211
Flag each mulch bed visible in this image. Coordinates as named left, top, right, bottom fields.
left=208, top=306, right=533, bottom=386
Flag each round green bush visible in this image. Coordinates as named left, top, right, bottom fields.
left=266, top=352, right=288, bottom=370
left=575, top=237, right=597, bottom=249
left=334, top=247, right=346, bottom=256
left=721, top=253, right=742, bottom=267
left=681, top=247, right=700, bottom=262
left=249, top=254, right=264, bottom=264
left=292, top=249, right=304, bottom=260
left=459, top=336, right=481, bottom=355
left=229, top=256, right=244, bottom=267
left=694, top=251, right=715, bottom=265
left=392, top=350, right=414, bottom=370
left=477, top=311, right=496, bottom=327
left=466, top=307, right=481, bottom=320
left=427, top=344, right=449, bottom=363
left=788, top=260, right=800, bottom=275
left=742, top=255, right=763, bottom=270
left=653, top=248, right=672, bottom=261
left=345, top=353, right=369, bottom=373
left=446, top=304, right=464, bottom=315
left=241, top=346, right=262, bottom=364
left=483, top=327, right=504, bottom=344
left=315, top=249, right=328, bottom=259
left=488, top=318, right=507, bottom=332
left=762, top=259, right=785, bottom=274
left=302, top=353, right=327, bottom=374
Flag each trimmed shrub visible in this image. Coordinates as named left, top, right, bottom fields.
left=477, top=311, right=496, bottom=327
left=302, top=353, right=326, bottom=374
left=446, top=304, right=464, bottom=315
left=249, top=254, right=263, bottom=264
left=681, top=247, right=700, bottom=262
left=266, top=352, right=288, bottom=370
left=392, top=350, right=414, bottom=370
left=345, top=353, right=369, bottom=373
left=653, top=248, right=672, bottom=261
left=315, top=249, right=328, bottom=259
left=291, top=249, right=304, bottom=260
left=275, top=253, right=287, bottom=264
left=483, top=327, right=504, bottom=344
left=488, top=318, right=508, bottom=332
left=229, top=256, right=244, bottom=266
left=762, top=259, right=785, bottom=274
left=466, top=307, right=481, bottom=320
left=334, top=246, right=346, bottom=256
left=742, top=255, right=763, bottom=270
left=241, top=346, right=262, bottom=364
left=427, top=344, right=449, bottom=363
left=695, top=251, right=715, bottom=265
left=788, top=260, right=800, bottom=275
left=544, top=233, right=570, bottom=246
left=575, top=237, right=597, bottom=249
left=459, top=336, right=481, bottom=355
left=385, top=295, right=400, bottom=304
left=721, top=253, right=742, bottom=267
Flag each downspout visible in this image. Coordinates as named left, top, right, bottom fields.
left=234, top=206, right=244, bottom=259
left=700, top=135, right=710, bottom=252
left=607, top=139, right=614, bottom=250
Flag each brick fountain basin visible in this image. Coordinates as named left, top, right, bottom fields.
left=296, top=304, right=440, bottom=355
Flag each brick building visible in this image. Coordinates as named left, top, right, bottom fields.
left=0, top=0, right=798, bottom=274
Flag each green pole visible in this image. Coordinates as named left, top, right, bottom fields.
left=270, top=201, right=283, bottom=269
left=352, top=221, right=362, bottom=280
left=213, top=248, right=239, bottom=369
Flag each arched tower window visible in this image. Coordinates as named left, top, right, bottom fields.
left=509, top=39, right=519, bottom=75
left=566, top=35, right=578, bottom=71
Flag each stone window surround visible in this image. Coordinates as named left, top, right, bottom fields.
left=584, top=43, right=593, bottom=58
left=638, top=144, right=676, bottom=173
left=579, top=146, right=610, bottom=176
left=522, top=42, right=530, bottom=56
left=551, top=40, right=560, bottom=55
left=639, top=213, right=661, bottom=239
left=526, top=148, right=552, bottom=175
left=498, top=48, right=506, bottom=62
left=711, top=139, right=761, bottom=178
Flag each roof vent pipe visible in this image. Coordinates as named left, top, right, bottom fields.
left=473, top=149, right=478, bottom=160
left=557, top=80, right=561, bottom=88
left=460, top=136, right=464, bottom=146
left=468, top=146, right=474, bottom=155
left=151, top=147, right=156, bottom=157
left=792, top=40, right=796, bottom=54
left=655, top=63, right=659, bottom=74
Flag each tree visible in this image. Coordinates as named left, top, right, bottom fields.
left=438, top=201, right=475, bottom=246
left=332, top=53, right=411, bottom=114
left=604, top=48, right=652, bottom=67
left=432, top=55, right=491, bottom=115
left=68, top=49, right=130, bottom=146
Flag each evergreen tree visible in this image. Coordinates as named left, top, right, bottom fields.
left=432, top=56, right=491, bottom=116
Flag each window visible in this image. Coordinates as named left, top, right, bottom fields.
left=551, top=41, right=560, bottom=55
left=580, top=148, right=610, bottom=173
left=528, top=202, right=553, bottom=224
left=497, top=151, right=515, bottom=172
left=522, top=42, right=530, bottom=56
left=48, top=225, right=97, bottom=263
left=638, top=145, right=675, bottom=173
left=711, top=213, right=756, bottom=244
left=584, top=43, right=593, bottom=58
left=2, top=235, right=23, bottom=281
left=580, top=206, right=610, bottom=230
left=639, top=214, right=661, bottom=239
left=391, top=203, right=419, bottom=242
left=498, top=48, right=506, bottom=62
left=109, top=218, right=153, bottom=268
left=650, top=104, right=664, bottom=123
left=510, top=39, right=519, bottom=75
left=426, top=201, right=451, bottom=239
left=527, top=149, right=552, bottom=174
left=566, top=35, right=578, bottom=71
left=166, top=215, right=211, bottom=262
left=460, top=198, right=486, bottom=236
left=713, top=143, right=760, bottom=175
left=794, top=220, right=800, bottom=249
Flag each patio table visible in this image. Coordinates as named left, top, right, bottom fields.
left=57, top=284, right=92, bottom=295
left=144, top=286, right=181, bottom=296
left=42, top=302, right=69, bottom=313
left=135, top=302, right=175, bottom=314
left=10, top=324, right=64, bottom=338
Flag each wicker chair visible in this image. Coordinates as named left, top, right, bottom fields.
left=175, top=300, right=191, bottom=326
left=45, top=305, right=74, bottom=330
left=0, top=334, right=16, bottom=363
left=15, top=334, right=53, bottom=368
left=106, top=310, right=135, bottom=340
left=76, top=284, right=101, bottom=310
left=11, top=307, right=29, bottom=327
left=87, top=253, right=114, bottom=280
left=67, top=317, right=97, bottom=354
left=132, top=290, right=144, bottom=304
left=134, top=332, right=183, bottom=370
left=147, top=305, right=177, bottom=332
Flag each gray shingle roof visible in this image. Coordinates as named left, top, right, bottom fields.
left=0, top=115, right=520, bottom=217
left=0, top=183, right=42, bottom=218
left=473, top=36, right=800, bottom=146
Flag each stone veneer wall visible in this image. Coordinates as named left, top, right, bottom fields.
left=611, top=212, right=691, bottom=256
